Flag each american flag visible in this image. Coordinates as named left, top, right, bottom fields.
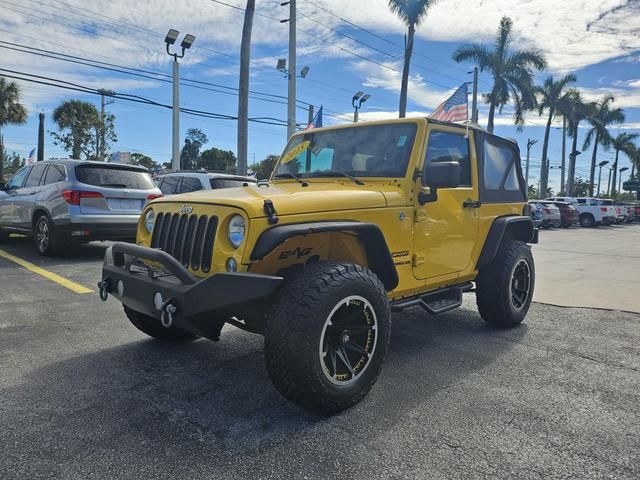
left=428, top=83, right=468, bottom=122
left=305, top=105, right=323, bottom=130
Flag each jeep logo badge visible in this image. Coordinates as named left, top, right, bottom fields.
left=180, top=205, right=193, bottom=214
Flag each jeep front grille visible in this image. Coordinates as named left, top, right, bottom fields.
left=150, top=212, right=218, bottom=273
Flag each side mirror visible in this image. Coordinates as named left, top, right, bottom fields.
left=419, top=161, right=461, bottom=205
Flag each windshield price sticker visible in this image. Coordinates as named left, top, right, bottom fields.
left=281, top=141, right=311, bottom=164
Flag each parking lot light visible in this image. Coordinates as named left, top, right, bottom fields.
left=597, top=161, right=609, bottom=197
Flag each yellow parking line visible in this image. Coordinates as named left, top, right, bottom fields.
left=0, top=249, right=94, bottom=294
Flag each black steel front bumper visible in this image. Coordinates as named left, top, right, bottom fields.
left=100, top=242, right=283, bottom=337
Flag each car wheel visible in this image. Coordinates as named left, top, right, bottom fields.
left=34, top=214, right=63, bottom=256
left=264, top=261, right=391, bottom=415
left=476, top=240, right=535, bottom=328
left=553, top=221, right=562, bottom=228
left=124, top=306, right=199, bottom=342
left=579, top=214, right=596, bottom=228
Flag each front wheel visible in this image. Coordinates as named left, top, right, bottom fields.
left=579, top=214, right=596, bottom=228
left=264, top=262, right=391, bottom=415
left=476, top=240, right=535, bottom=328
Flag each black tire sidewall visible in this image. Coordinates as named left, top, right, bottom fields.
left=35, top=215, right=55, bottom=255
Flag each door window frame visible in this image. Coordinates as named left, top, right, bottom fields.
left=421, top=129, right=473, bottom=188
left=475, top=131, right=527, bottom=203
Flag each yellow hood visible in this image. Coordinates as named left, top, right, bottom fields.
left=150, top=181, right=402, bottom=218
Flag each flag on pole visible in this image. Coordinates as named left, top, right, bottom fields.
left=428, top=83, right=468, bottom=123
left=27, top=148, right=36, bottom=165
left=305, top=105, right=323, bottom=130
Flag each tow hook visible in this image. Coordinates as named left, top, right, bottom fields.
left=98, top=279, right=109, bottom=302
left=161, top=304, right=177, bottom=328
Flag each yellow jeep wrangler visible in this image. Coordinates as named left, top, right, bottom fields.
left=100, top=118, right=537, bottom=414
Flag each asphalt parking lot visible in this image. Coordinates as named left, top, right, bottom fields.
left=1, top=229, right=639, bottom=479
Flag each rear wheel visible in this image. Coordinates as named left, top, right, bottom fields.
left=124, top=306, right=198, bottom=342
left=34, top=214, right=64, bottom=256
left=476, top=240, right=535, bottom=328
left=579, top=213, right=596, bottom=228
left=264, top=262, right=391, bottom=415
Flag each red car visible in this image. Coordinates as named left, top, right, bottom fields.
left=552, top=201, right=579, bottom=228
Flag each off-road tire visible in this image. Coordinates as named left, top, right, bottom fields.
left=579, top=213, right=596, bottom=228
left=264, top=262, right=391, bottom=415
left=34, top=214, right=64, bottom=256
left=476, top=240, right=535, bottom=328
left=124, top=306, right=198, bottom=342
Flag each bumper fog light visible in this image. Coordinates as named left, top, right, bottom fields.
left=226, top=257, right=238, bottom=272
left=116, top=280, right=125, bottom=297
left=153, top=292, right=164, bottom=311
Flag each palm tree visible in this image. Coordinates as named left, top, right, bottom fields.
left=560, top=89, right=592, bottom=196
left=387, top=0, right=439, bottom=118
left=610, top=132, right=639, bottom=196
left=0, top=77, right=28, bottom=181
left=582, top=95, right=624, bottom=196
left=535, top=74, right=576, bottom=198
left=629, top=144, right=639, bottom=179
left=452, top=16, right=545, bottom=133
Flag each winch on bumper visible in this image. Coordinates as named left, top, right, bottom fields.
left=99, top=242, right=283, bottom=337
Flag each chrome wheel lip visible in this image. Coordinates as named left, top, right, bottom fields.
left=318, top=295, right=378, bottom=386
left=36, top=219, right=49, bottom=252
left=510, top=258, right=531, bottom=311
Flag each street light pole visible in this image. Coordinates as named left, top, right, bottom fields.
left=286, top=0, right=297, bottom=140
left=619, top=167, right=629, bottom=197
left=165, top=29, right=196, bottom=171
left=607, top=167, right=613, bottom=197
left=352, top=92, right=370, bottom=123
left=525, top=138, right=537, bottom=188
left=597, top=161, right=609, bottom=197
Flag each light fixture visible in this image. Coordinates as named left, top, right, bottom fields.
left=276, top=58, right=287, bottom=71
left=165, top=29, right=179, bottom=46
left=181, top=34, right=196, bottom=50
left=361, top=94, right=371, bottom=104
left=300, top=66, right=310, bottom=78
left=599, top=160, right=609, bottom=167
left=353, top=91, right=364, bottom=102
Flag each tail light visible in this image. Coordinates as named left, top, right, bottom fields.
left=543, top=208, right=551, bottom=214
left=600, top=207, right=607, bottom=212
left=62, top=190, right=104, bottom=206
left=147, top=193, right=163, bottom=201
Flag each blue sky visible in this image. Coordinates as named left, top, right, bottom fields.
left=2, top=0, right=639, bottom=192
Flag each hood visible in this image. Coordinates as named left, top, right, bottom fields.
left=150, top=181, right=402, bottom=218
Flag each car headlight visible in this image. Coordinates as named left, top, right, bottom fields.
left=228, top=214, right=245, bottom=248
left=144, top=209, right=155, bottom=233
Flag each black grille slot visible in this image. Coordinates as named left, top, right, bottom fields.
left=190, top=215, right=208, bottom=271
left=150, top=211, right=218, bottom=271
left=200, top=217, right=218, bottom=273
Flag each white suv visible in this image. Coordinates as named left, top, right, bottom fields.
left=157, top=171, right=256, bottom=196
left=546, top=196, right=615, bottom=227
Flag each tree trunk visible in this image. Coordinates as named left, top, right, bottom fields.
left=566, top=126, right=579, bottom=196
left=0, top=129, right=4, bottom=182
left=588, top=134, right=599, bottom=197
left=611, top=149, right=619, bottom=197
left=538, top=110, right=553, bottom=198
left=399, top=23, right=415, bottom=118
left=237, top=0, right=255, bottom=175
left=486, top=101, right=496, bottom=134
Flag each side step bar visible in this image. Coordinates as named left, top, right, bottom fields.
left=391, top=282, right=473, bottom=315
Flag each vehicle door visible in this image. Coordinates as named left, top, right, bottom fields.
left=0, top=166, right=31, bottom=228
left=13, top=163, right=48, bottom=229
left=40, top=163, right=68, bottom=222
left=413, top=125, right=479, bottom=281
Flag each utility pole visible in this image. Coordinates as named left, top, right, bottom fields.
left=525, top=138, right=537, bottom=188
left=237, top=0, right=256, bottom=176
left=560, top=116, right=566, bottom=193
left=37, top=111, right=45, bottom=162
left=470, top=66, right=479, bottom=123
left=286, top=0, right=296, bottom=140
left=307, top=104, right=314, bottom=127
left=98, top=89, right=114, bottom=161
left=607, top=167, right=613, bottom=196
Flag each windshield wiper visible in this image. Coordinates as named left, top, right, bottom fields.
left=321, top=171, right=365, bottom=185
left=274, top=172, right=308, bottom=186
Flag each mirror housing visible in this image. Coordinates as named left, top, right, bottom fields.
left=419, top=161, right=461, bottom=205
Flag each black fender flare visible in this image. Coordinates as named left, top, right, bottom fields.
left=250, top=221, right=399, bottom=291
left=477, top=216, right=537, bottom=268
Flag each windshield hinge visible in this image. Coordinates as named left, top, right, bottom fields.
left=263, top=199, right=279, bottom=225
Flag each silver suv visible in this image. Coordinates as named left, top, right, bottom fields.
left=0, top=160, right=162, bottom=255
left=157, top=171, right=256, bottom=195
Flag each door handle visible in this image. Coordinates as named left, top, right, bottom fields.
left=463, top=200, right=481, bottom=208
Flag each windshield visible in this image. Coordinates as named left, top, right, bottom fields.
left=274, top=123, right=418, bottom=179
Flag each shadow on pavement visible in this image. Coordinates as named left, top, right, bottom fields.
left=1, top=305, right=525, bottom=477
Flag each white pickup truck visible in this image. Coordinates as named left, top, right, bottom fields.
left=546, top=196, right=615, bottom=227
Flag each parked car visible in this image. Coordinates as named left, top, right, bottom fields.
left=157, top=171, right=256, bottom=196
left=547, top=196, right=614, bottom=227
left=613, top=201, right=635, bottom=223
left=550, top=201, right=579, bottom=227
left=527, top=201, right=543, bottom=228
left=537, top=201, right=561, bottom=228
left=600, top=199, right=625, bottom=224
left=0, top=160, right=162, bottom=255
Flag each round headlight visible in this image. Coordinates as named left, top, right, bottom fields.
left=144, top=209, right=155, bottom=233
left=228, top=214, right=245, bottom=248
